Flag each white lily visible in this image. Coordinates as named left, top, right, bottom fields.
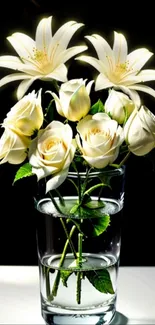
left=77, top=31, right=155, bottom=101
left=0, top=16, right=87, bottom=99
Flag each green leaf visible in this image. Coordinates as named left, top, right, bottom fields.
left=70, top=203, right=79, bottom=214
left=80, top=206, right=102, bottom=219
left=74, top=155, right=84, bottom=164
left=75, top=206, right=109, bottom=220
left=81, top=213, right=110, bottom=237
left=13, top=163, right=33, bottom=184
left=91, top=214, right=110, bottom=236
left=58, top=201, right=109, bottom=222
left=89, top=99, right=105, bottom=115
left=84, top=200, right=105, bottom=209
left=86, top=269, right=115, bottom=294
left=60, top=270, right=73, bottom=287
left=97, top=175, right=112, bottom=188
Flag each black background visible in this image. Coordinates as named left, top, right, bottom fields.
left=0, top=0, right=155, bottom=266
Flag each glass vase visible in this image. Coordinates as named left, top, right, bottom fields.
left=35, top=166, right=125, bottom=325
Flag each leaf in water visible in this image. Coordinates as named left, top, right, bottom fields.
left=80, top=206, right=107, bottom=219
left=86, top=269, right=115, bottom=294
left=91, top=214, right=110, bottom=236
left=84, top=200, right=105, bottom=209
left=57, top=201, right=108, bottom=222
left=81, top=212, right=110, bottom=237
left=60, top=270, right=73, bottom=287
left=13, top=163, right=33, bottom=183
left=70, top=204, right=79, bottom=214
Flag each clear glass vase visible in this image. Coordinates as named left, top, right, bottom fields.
left=35, top=166, right=125, bottom=325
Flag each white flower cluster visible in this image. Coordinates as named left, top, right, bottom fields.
left=0, top=16, right=155, bottom=193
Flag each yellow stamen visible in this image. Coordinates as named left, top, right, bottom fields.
left=20, top=42, right=60, bottom=75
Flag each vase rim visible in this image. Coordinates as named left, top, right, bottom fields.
left=68, top=166, right=125, bottom=178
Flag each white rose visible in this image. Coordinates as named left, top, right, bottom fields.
left=0, top=128, right=30, bottom=164
left=124, top=106, right=155, bottom=156
left=105, top=89, right=135, bottom=124
left=3, top=89, right=43, bottom=136
left=29, top=121, right=76, bottom=193
left=51, top=78, right=94, bottom=121
left=76, top=113, right=124, bottom=168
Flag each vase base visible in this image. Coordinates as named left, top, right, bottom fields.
left=42, top=306, right=116, bottom=325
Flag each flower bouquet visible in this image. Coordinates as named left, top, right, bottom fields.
left=0, top=15, right=155, bottom=325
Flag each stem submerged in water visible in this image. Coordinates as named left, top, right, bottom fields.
left=48, top=166, right=92, bottom=304
left=76, top=233, right=83, bottom=304
left=60, top=218, right=77, bottom=259
left=48, top=225, right=76, bottom=301
left=45, top=267, right=51, bottom=298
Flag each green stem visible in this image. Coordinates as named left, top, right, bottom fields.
left=49, top=192, right=63, bottom=214
left=72, top=161, right=82, bottom=202
left=48, top=225, right=76, bottom=301
left=81, top=167, right=92, bottom=197
left=119, top=151, right=130, bottom=167
left=55, top=189, right=65, bottom=206
left=49, top=193, right=77, bottom=258
left=84, top=183, right=104, bottom=196
left=60, top=218, right=77, bottom=259
left=68, top=178, right=79, bottom=195
left=77, top=172, right=82, bottom=203
left=52, top=80, right=59, bottom=92
left=76, top=233, right=83, bottom=304
left=67, top=218, right=85, bottom=236
left=110, top=151, right=131, bottom=169
left=45, top=267, right=51, bottom=297
left=78, top=233, right=83, bottom=267
left=76, top=271, right=83, bottom=304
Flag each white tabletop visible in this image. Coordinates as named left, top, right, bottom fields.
left=0, top=266, right=155, bottom=324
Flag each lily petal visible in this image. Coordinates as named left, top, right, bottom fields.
left=53, top=21, right=84, bottom=49
left=86, top=34, right=114, bottom=65
left=17, top=78, right=37, bottom=100
left=95, top=73, right=114, bottom=91
left=129, top=84, right=155, bottom=98
left=0, top=56, right=43, bottom=75
left=118, top=75, right=143, bottom=86
left=7, top=33, right=36, bottom=58
left=0, top=73, right=31, bottom=87
left=35, top=16, right=52, bottom=52
left=76, top=55, right=104, bottom=72
left=46, top=64, right=68, bottom=82
left=127, top=49, right=153, bottom=73
left=113, top=31, right=128, bottom=64
left=0, top=55, right=25, bottom=70
left=137, top=69, right=155, bottom=81
left=57, top=45, right=88, bottom=64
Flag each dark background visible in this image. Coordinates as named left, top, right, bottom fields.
left=0, top=0, right=155, bottom=266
